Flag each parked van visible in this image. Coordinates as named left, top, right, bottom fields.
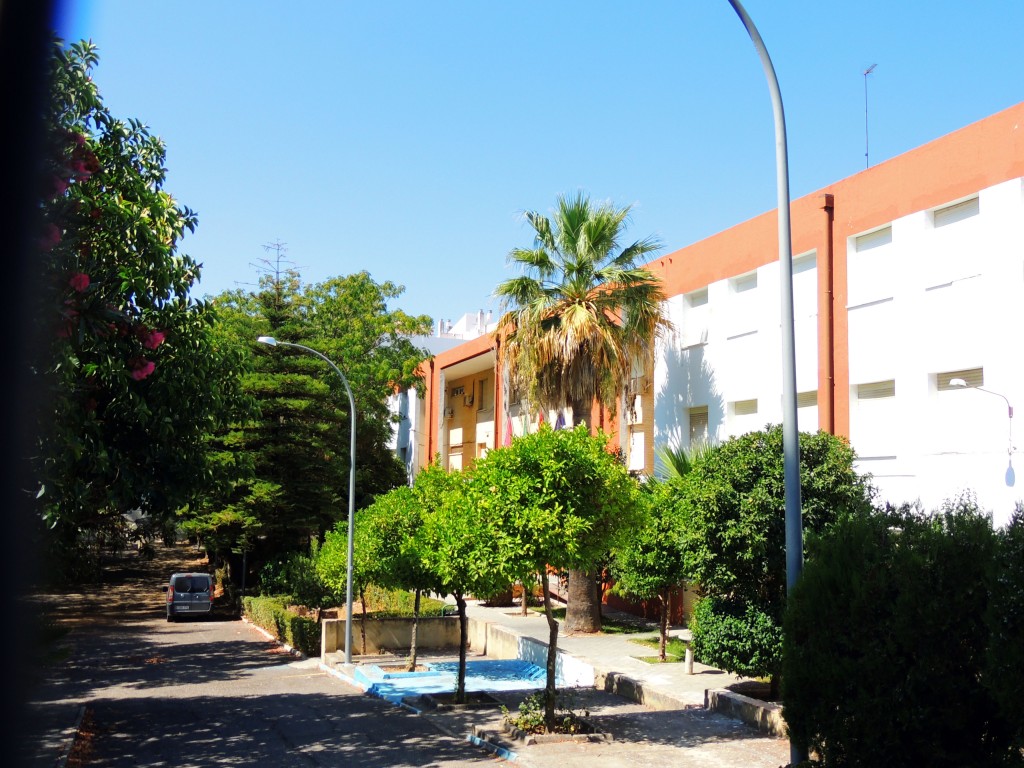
left=166, top=572, right=213, bottom=621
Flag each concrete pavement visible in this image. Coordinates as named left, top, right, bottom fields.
left=323, top=600, right=793, bottom=767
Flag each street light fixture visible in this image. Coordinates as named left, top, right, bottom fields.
left=258, top=336, right=357, bottom=665
left=949, top=378, right=1015, bottom=456
left=726, top=3, right=804, bottom=763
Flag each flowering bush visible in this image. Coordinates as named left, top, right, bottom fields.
left=33, top=40, right=251, bottom=579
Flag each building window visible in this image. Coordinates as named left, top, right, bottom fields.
left=857, top=379, right=896, bottom=400
left=797, top=390, right=817, bottom=409
left=688, top=406, right=709, bottom=445
left=937, top=367, right=984, bottom=391
left=686, top=287, right=709, bottom=308
left=932, top=196, right=979, bottom=228
left=854, top=226, right=892, bottom=252
left=792, top=252, right=816, bottom=274
left=732, top=398, right=758, bottom=416
left=731, top=272, right=757, bottom=293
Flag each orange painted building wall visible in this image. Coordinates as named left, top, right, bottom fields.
left=415, top=102, right=1023, bottom=466
left=644, top=100, right=1024, bottom=442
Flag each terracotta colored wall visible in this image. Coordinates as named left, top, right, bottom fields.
left=642, top=100, right=1024, bottom=440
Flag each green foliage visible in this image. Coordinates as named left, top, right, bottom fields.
left=611, top=479, right=688, bottom=602
left=354, top=486, right=442, bottom=596
left=191, top=267, right=430, bottom=574
left=468, top=425, right=642, bottom=579
left=34, top=40, right=253, bottom=580
left=495, top=191, right=670, bottom=421
left=986, top=504, right=1024, bottom=754
left=501, top=690, right=591, bottom=735
left=242, top=595, right=320, bottom=657
left=678, top=426, right=873, bottom=608
left=417, top=462, right=511, bottom=601
left=258, top=538, right=339, bottom=611
left=359, top=585, right=448, bottom=617
left=667, top=426, right=872, bottom=684
left=653, top=441, right=716, bottom=482
left=690, top=596, right=782, bottom=680
left=783, top=494, right=1019, bottom=767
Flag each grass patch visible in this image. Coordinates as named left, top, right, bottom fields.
left=529, top=606, right=653, bottom=634
left=629, top=634, right=690, bottom=663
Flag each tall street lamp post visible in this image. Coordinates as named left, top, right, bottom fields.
left=725, top=2, right=805, bottom=763
left=258, top=336, right=357, bottom=665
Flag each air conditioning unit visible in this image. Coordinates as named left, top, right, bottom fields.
left=444, top=407, right=455, bottom=419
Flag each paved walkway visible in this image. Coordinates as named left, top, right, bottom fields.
left=323, top=600, right=793, bottom=768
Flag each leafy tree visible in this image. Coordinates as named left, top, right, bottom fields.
left=33, top=39, right=251, bottom=580
left=417, top=461, right=511, bottom=703
left=190, top=268, right=431, bottom=581
left=674, top=425, right=873, bottom=695
left=469, top=426, right=642, bottom=727
left=351, top=485, right=440, bottom=669
left=783, top=495, right=1013, bottom=767
left=495, top=192, right=671, bottom=633
left=258, top=538, right=339, bottom=621
left=610, top=479, right=689, bottom=661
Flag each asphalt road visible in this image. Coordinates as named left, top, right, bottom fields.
left=20, top=608, right=507, bottom=767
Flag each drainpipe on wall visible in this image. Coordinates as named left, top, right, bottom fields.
left=821, top=193, right=836, bottom=434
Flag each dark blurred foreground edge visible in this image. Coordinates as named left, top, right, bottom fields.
left=1, top=0, right=57, bottom=765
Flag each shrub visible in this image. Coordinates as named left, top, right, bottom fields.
left=360, top=585, right=448, bottom=617
left=985, top=503, right=1024, bottom=755
left=242, top=595, right=320, bottom=657
left=690, top=596, right=782, bottom=684
left=783, top=495, right=1012, bottom=767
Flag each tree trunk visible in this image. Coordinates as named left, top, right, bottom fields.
left=659, top=590, right=671, bottom=662
left=359, top=585, right=367, bottom=656
left=541, top=577, right=560, bottom=730
left=564, top=568, right=602, bottom=633
left=455, top=592, right=468, bottom=704
left=407, top=588, right=421, bottom=671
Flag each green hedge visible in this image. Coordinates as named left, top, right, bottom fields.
left=783, top=498, right=1022, bottom=767
left=690, top=595, right=782, bottom=681
left=242, top=596, right=320, bottom=658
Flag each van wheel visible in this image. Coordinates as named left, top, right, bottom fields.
left=167, top=613, right=175, bottom=622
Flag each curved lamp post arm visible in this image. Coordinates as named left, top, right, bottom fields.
left=726, top=3, right=804, bottom=763
left=950, top=378, right=1015, bottom=455
left=258, top=336, right=357, bottom=665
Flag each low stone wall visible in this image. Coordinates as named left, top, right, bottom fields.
left=476, top=620, right=594, bottom=687
left=321, top=616, right=461, bottom=660
left=321, top=614, right=593, bottom=687
left=705, top=688, right=787, bottom=738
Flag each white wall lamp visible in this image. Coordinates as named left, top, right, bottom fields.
left=949, top=377, right=1016, bottom=486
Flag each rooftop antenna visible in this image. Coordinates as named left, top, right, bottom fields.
left=863, top=63, right=877, bottom=168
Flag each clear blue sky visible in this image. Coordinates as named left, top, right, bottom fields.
left=56, top=2, right=1023, bottom=325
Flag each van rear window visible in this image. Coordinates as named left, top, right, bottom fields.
left=173, top=576, right=210, bottom=593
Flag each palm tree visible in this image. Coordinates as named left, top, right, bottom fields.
left=495, top=192, right=671, bottom=633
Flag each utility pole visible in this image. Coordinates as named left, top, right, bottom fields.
left=863, top=64, right=877, bottom=168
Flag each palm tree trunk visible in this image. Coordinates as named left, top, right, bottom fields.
left=563, top=397, right=602, bottom=634
left=565, top=568, right=602, bottom=633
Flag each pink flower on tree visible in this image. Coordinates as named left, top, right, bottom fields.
left=69, top=272, right=90, bottom=292
left=50, top=175, right=70, bottom=197
left=142, top=329, right=166, bottom=350
left=40, top=223, right=61, bottom=252
left=129, top=359, right=155, bottom=381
